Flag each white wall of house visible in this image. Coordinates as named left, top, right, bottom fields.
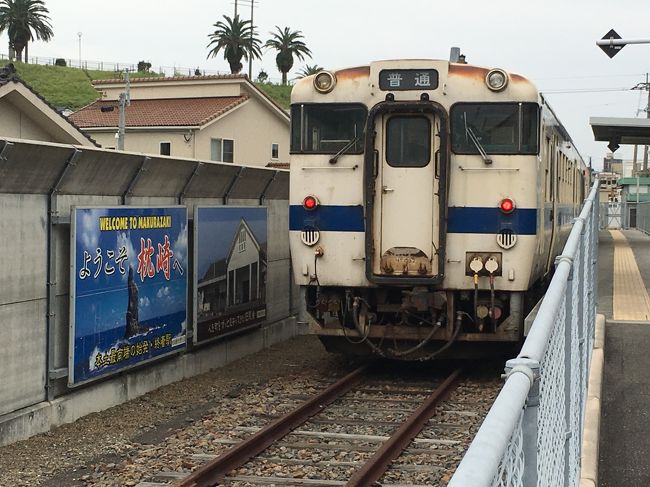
left=97, top=80, right=242, bottom=101
left=0, top=99, right=53, bottom=141
left=196, top=101, right=289, bottom=165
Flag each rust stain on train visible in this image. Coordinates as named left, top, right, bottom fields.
left=335, top=66, right=370, bottom=80
left=448, top=64, right=530, bottom=84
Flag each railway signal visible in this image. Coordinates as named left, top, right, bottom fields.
left=596, top=29, right=650, bottom=58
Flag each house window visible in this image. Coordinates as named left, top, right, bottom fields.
left=160, top=142, right=171, bottom=155
left=238, top=229, right=246, bottom=252
left=271, top=143, right=279, bottom=160
left=211, top=138, right=234, bottom=162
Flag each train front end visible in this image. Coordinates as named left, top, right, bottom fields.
left=289, top=60, right=544, bottom=359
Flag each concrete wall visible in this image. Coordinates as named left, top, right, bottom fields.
left=0, top=137, right=296, bottom=445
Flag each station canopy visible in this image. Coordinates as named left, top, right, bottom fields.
left=590, top=117, right=650, bottom=152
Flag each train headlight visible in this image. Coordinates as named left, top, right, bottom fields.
left=486, top=69, right=508, bottom=92
left=314, top=71, right=336, bottom=93
left=303, top=195, right=319, bottom=211
left=499, top=198, right=515, bottom=214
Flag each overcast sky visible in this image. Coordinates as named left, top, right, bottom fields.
left=2, top=0, right=649, bottom=169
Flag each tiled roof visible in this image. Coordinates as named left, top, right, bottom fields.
left=69, top=96, right=249, bottom=128
left=266, top=162, right=289, bottom=169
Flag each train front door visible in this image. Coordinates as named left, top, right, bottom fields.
left=372, top=113, right=440, bottom=277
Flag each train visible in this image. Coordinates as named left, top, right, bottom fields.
left=288, top=55, right=590, bottom=359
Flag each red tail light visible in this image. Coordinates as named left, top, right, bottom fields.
left=499, top=198, right=515, bottom=214
left=303, top=195, right=318, bottom=211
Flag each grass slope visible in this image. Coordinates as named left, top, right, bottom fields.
left=1, top=60, right=292, bottom=111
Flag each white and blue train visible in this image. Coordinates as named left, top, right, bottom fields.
left=289, top=57, right=589, bottom=359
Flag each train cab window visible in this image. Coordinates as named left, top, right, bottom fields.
left=386, top=116, right=431, bottom=167
left=450, top=102, right=539, bottom=155
left=290, top=103, right=367, bottom=154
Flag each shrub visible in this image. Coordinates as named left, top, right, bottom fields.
left=256, top=69, right=268, bottom=83
left=137, top=60, right=152, bottom=72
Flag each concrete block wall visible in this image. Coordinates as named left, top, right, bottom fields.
left=0, top=137, right=297, bottom=446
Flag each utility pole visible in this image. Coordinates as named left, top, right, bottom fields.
left=249, top=0, right=254, bottom=79
left=77, top=32, right=82, bottom=69
left=117, top=69, right=131, bottom=151
left=632, top=73, right=650, bottom=174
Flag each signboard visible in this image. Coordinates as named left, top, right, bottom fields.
left=69, top=206, right=188, bottom=385
left=194, top=207, right=267, bottom=344
left=598, top=29, right=625, bottom=58
left=379, top=69, right=439, bottom=91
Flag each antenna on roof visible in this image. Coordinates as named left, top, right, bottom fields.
left=117, top=69, right=131, bottom=151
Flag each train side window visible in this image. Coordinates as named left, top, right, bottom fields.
left=386, top=116, right=431, bottom=167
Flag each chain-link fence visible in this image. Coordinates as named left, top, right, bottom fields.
left=636, top=201, right=650, bottom=234
left=449, top=180, right=599, bottom=487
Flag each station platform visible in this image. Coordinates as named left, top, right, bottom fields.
left=598, top=229, right=650, bottom=486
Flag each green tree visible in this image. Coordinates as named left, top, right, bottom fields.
left=264, top=26, right=311, bottom=85
left=206, top=14, right=262, bottom=75
left=296, top=64, right=323, bottom=79
left=0, top=0, right=53, bottom=63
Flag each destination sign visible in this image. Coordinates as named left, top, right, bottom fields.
left=379, top=69, right=439, bottom=91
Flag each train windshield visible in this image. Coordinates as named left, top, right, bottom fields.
left=290, top=103, right=367, bottom=154
left=450, top=103, right=539, bottom=155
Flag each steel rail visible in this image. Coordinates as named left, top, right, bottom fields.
left=173, top=364, right=369, bottom=487
left=345, top=367, right=463, bottom=487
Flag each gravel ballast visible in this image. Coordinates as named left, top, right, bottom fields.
left=0, top=335, right=350, bottom=487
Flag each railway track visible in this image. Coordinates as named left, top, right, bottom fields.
left=129, top=364, right=481, bottom=487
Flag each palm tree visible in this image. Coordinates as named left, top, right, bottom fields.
left=296, top=64, right=323, bottom=79
left=0, top=0, right=53, bottom=63
left=264, top=26, right=311, bottom=85
left=206, top=14, right=262, bottom=75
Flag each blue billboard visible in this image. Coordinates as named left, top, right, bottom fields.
left=69, top=206, right=188, bottom=385
left=194, top=207, right=267, bottom=344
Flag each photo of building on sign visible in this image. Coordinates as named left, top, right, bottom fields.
left=195, top=207, right=267, bottom=343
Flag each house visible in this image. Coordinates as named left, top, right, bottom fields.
left=0, top=63, right=96, bottom=146
left=618, top=176, right=650, bottom=227
left=69, top=74, right=289, bottom=166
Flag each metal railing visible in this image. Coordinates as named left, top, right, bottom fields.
left=449, top=181, right=599, bottom=487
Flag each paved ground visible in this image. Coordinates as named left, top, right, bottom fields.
left=599, top=229, right=650, bottom=486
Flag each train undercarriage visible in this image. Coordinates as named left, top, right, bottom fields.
left=304, top=284, right=544, bottom=360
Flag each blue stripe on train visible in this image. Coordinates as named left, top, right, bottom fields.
left=289, top=205, right=538, bottom=235
left=447, top=207, right=537, bottom=235
left=289, top=205, right=365, bottom=232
